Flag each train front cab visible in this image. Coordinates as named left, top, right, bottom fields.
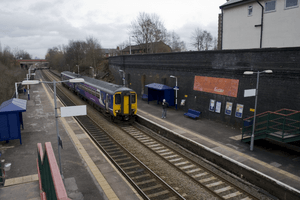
left=113, top=91, right=137, bottom=120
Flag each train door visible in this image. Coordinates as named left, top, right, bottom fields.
left=105, top=94, right=109, bottom=112
left=123, top=95, right=130, bottom=115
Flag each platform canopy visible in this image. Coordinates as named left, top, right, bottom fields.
left=0, top=98, right=27, bottom=112
left=145, top=83, right=174, bottom=106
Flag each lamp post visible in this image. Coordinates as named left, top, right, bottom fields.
left=26, top=66, right=34, bottom=100
left=90, top=66, right=94, bottom=78
left=129, top=36, right=134, bottom=55
left=243, top=69, right=273, bottom=151
left=15, top=82, right=21, bottom=98
left=119, top=70, right=125, bottom=86
left=129, top=36, right=131, bottom=55
left=170, top=75, right=178, bottom=110
left=22, top=78, right=84, bottom=177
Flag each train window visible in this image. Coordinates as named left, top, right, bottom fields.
left=131, top=94, right=136, bottom=103
left=115, top=94, right=121, bottom=104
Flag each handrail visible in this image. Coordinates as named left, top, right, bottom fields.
left=242, top=109, right=300, bottom=142
left=244, top=109, right=300, bottom=121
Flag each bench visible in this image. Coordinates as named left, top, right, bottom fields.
left=184, top=109, right=201, bottom=119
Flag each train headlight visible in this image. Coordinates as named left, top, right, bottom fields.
left=115, top=110, right=120, bottom=113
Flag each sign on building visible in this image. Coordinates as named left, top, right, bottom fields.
left=193, top=76, right=239, bottom=97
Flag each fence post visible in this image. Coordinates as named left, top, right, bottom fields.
left=266, top=113, right=270, bottom=134
left=282, top=115, right=286, bottom=140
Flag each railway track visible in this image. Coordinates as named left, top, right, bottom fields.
left=40, top=70, right=185, bottom=200
left=42, top=70, right=269, bottom=200
left=119, top=124, right=258, bottom=200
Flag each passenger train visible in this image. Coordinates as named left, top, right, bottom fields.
left=61, top=71, right=137, bottom=122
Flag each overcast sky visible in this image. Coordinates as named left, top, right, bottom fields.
left=0, top=0, right=225, bottom=59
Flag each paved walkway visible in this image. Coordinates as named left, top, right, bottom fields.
left=137, top=99, right=300, bottom=192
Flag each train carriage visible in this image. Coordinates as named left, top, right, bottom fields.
left=61, top=71, right=137, bottom=121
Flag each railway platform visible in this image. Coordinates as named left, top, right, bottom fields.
left=1, top=69, right=299, bottom=199
left=0, top=81, right=141, bottom=200
left=136, top=98, right=300, bottom=193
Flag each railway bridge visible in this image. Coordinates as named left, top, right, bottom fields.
left=17, top=59, right=49, bottom=70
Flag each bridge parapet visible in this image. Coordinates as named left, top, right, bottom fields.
left=37, top=142, right=70, bottom=200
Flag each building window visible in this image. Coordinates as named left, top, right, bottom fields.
left=285, top=0, right=298, bottom=9
left=248, top=6, right=253, bottom=16
left=265, top=0, right=276, bottom=12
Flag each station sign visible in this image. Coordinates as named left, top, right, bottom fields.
left=61, top=105, right=87, bottom=117
left=173, top=86, right=179, bottom=90
left=244, top=89, right=256, bottom=97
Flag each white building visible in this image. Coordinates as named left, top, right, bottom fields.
left=219, top=0, right=300, bottom=49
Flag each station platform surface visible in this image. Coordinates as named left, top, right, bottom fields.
left=0, top=80, right=141, bottom=200
left=137, top=98, right=300, bottom=192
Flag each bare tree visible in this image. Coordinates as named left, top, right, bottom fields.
left=14, top=49, right=31, bottom=60
left=85, top=36, right=102, bottom=69
left=129, top=12, right=168, bottom=53
left=203, top=30, right=213, bottom=50
left=46, top=37, right=103, bottom=74
left=191, top=28, right=213, bottom=51
left=168, top=31, right=186, bottom=52
left=212, top=37, right=218, bottom=50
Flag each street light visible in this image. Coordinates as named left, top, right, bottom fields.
left=90, top=66, right=94, bottom=78
left=243, top=69, right=273, bottom=151
left=21, top=78, right=84, bottom=177
left=129, top=36, right=134, bottom=55
left=119, top=70, right=125, bottom=86
left=15, top=82, right=21, bottom=98
left=170, top=75, right=178, bottom=110
left=26, top=66, right=34, bottom=100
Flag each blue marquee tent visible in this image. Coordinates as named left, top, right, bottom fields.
left=145, top=83, right=174, bottom=106
left=0, top=98, right=27, bottom=144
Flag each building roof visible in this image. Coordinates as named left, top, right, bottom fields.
left=220, top=0, right=254, bottom=9
left=0, top=98, right=27, bottom=113
left=145, top=83, right=173, bottom=90
left=102, top=49, right=117, bottom=54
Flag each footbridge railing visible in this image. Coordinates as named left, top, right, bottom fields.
left=242, top=109, right=300, bottom=143
left=37, top=142, right=70, bottom=200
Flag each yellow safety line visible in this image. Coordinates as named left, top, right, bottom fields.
left=4, top=174, right=38, bottom=187
left=40, top=79, right=119, bottom=200
left=138, top=109, right=300, bottom=181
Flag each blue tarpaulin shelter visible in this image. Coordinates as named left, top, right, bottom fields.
left=0, top=98, right=27, bottom=144
left=145, top=83, right=174, bottom=106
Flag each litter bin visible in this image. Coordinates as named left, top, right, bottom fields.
left=244, top=119, right=253, bottom=127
